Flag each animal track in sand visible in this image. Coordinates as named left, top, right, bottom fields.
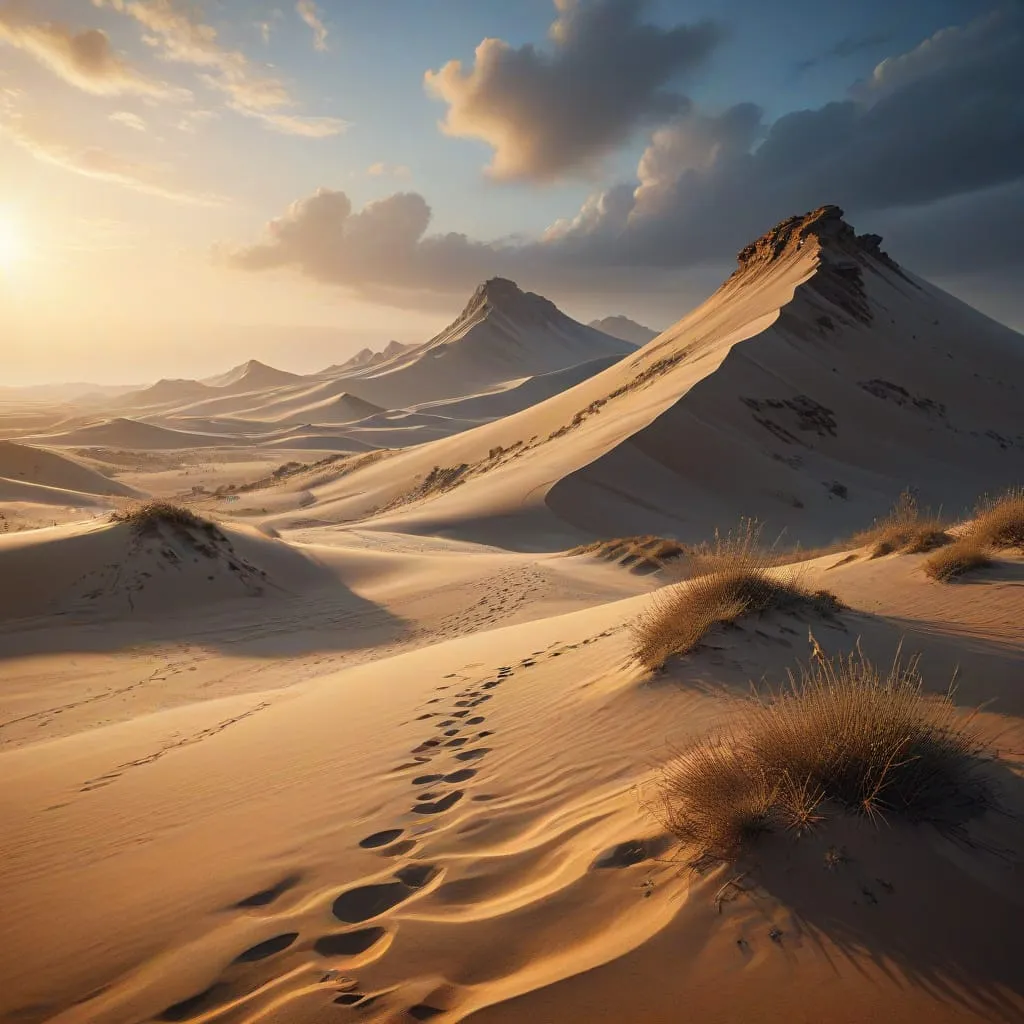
left=454, top=748, right=490, bottom=762
left=445, top=737, right=469, bottom=747
left=233, top=873, right=302, bottom=908
left=233, top=932, right=298, bottom=963
left=443, top=768, right=476, bottom=783
left=412, top=790, right=464, bottom=815
left=313, top=927, right=386, bottom=957
left=359, top=829, right=404, bottom=850
left=467, top=716, right=485, bottom=725
left=412, top=773, right=443, bottom=785
left=332, top=864, right=440, bottom=923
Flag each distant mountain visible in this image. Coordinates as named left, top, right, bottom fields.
left=112, top=378, right=215, bottom=409
left=303, top=205, right=1024, bottom=546
left=332, top=278, right=634, bottom=407
left=588, top=316, right=658, bottom=346
left=323, top=340, right=416, bottom=376
left=202, top=359, right=303, bottom=392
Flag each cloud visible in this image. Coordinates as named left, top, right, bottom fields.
left=94, top=0, right=346, bottom=136
left=296, top=1, right=328, bottom=52
left=1, top=104, right=221, bottom=205
left=176, top=108, right=218, bottom=133
left=424, top=0, right=723, bottom=181
left=226, top=8, right=1024, bottom=305
left=109, top=110, right=147, bottom=131
left=0, top=6, right=185, bottom=98
left=368, top=162, right=412, bottom=179
left=793, top=31, right=891, bottom=75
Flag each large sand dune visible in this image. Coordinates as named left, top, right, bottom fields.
left=267, top=207, right=1024, bottom=547
left=1, top=207, right=1022, bottom=1024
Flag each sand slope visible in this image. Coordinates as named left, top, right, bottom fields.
left=0, top=440, right=139, bottom=497
left=267, top=207, right=1024, bottom=547
left=325, top=278, right=634, bottom=408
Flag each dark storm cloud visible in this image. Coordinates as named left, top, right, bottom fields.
left=793, top=31, right=892, bottom=75
left=423, top=0, right=724, bottom=181
left=227, top=7, right=1024, bottom=305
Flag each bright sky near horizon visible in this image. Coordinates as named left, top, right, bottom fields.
left=1, top=0, right=1022, bottom=384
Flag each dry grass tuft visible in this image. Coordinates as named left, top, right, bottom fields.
left=112, top=500, right=215, bottom=536
left=631, top=520, right=841, bottom=670
left=855, top=489, right=951, bottom=558
left=923, top=538, right=993, bottom=581
left=653, top=644, right=992, bottom=860
left=969, top=487, right=1024, bottom=549
left=569, top=535, right=688, bottom=570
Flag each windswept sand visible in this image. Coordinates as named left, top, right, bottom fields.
left=1, top=209, right=1022, bottom=1023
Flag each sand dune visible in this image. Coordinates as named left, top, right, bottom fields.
left=325, top=278, right=634, bottom=408
left=2, top=207, right=1022, bottom=1024
left=267, top=207, right=1024, bottom=547
left=202, top=359, right=303, bottom=392
left=0, top=440, right=139, bottom=497
left=588, top=314, right=658, bottom=345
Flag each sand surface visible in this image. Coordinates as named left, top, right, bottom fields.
left=1, top=209, right=1022, bottom=1023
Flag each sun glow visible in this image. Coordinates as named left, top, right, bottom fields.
left=0, top=212, right=24, bottom=272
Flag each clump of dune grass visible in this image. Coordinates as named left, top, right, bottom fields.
left=569, top=535, right=688, bottom=570
left=112, top=500, right=217, bottom=537
left=923, top=538, right=994, bottom=581
left=653, top=644, right=992, bottom=860
left=968, top=486, right=1024, bottom=549
left=632, top=520, right=841, bottom=670
left=855, top=489, right=951, bottom=558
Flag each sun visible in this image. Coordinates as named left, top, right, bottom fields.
left=0, top=212, right=24, bottom=272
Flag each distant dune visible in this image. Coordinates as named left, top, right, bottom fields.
left=588, top=315, right=659, bottom=345
left=0, top=440, right=139, bottom=497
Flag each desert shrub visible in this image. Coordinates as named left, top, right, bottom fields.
left=969, top=487, right=1024, bottom=549
left=569, top=535, right=688, bottom=567
left=631, top=520, right=841, bottom=669
left=923, top=538, right=993, bottom=581
left=855, top=488, right=951, bottom=557
left=653, top=645, right=991, bottom=859
left=112, top=500, right=214, bottom=536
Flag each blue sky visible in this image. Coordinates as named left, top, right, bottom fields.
left=0, top=0, right=1021, bottom=381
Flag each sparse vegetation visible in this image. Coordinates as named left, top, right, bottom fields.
left=569, top=535, right=688, bottom=571
left=631, top=521, right=841, bottom=669
left=854, top=488, right=951, bottom=557
left=653, top=645, right=992, bottom=860
left=969, top=487, right=1024, bottom=549
left=112, top=500, right=215, bottom=536
left=923, top=539, right=994, bottom=581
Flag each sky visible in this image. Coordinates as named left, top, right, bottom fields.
left=1, top=0, right=1022, bottom=384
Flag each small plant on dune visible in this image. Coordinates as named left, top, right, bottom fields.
left=631, top=520, right=841, bottom=670
left=968, top=486, right=1024, bottom=549
left=923, top=538, right=993, bottom=582
left=112, top=500, right=217, bottom=537
left=568, top=535, right=688, bottom=569
left=653, top=643, right=992, bottom=860
left=855, top=488, right=951, bottom=558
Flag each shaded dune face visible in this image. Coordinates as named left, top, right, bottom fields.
left=1, top=207, right=1022, bottom=1024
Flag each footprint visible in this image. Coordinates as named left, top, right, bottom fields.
left=332, top=864, right=439, bottom=923
left=443, top=729, right=460, bottom=737
left=591, top=836, right=674, bottom=869
left=409, top=1006, right=444, bottom=1020
left=233, top=933, right=298, bottom=963
left=158, top=984, right=229, bottom=1021
left=443, top=768, right=476, bottom=783
left=454, top=748, right=490, bottom=762
left=313, top=927, right=386, bottom=957
left=445, top=737, right=468, bottom=747
left=467, top=717, right=485, bottom=726
left=412, top=790, right=464, bottom=815
left=359, top=829, right=404, bottom=850
left=451, top=711, right=470, bottom=718
left=412, top=774, right=443, bottom=785
left=482, top=681, right=500, bottom=690
left=233, top=873, right=301, bottom=909
left=477, top=731, right=494, bottom=738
